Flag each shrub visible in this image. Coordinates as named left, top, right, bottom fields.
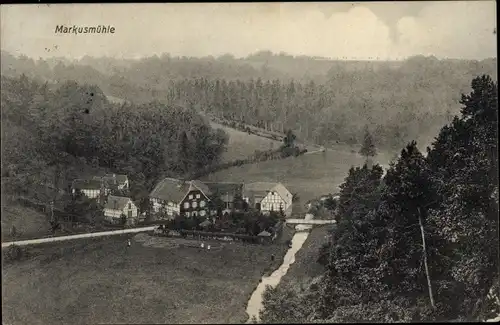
left=3, top=245, right=28, bottom=262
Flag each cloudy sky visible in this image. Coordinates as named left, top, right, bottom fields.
left=0, top=2, right=496, bottom=60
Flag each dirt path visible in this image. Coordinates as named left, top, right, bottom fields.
left=1, top=226, right=156, bottom=248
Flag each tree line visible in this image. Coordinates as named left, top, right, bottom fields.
left=2, top=51, right=496, bottom=152
left=259, top=75, right=499, bottom=322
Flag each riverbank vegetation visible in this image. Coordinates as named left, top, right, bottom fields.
left=259, top=75, right=499, bottom=322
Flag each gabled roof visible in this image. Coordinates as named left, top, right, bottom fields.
left=199, top=219, right=212, bottom=227
left=149, top=178, right=190, bottom=202
left=243, top=182, right=292, bottom=206
left=104, top=195, right=132, bottom=211
left=258, top=230, right=272, bottom=237
left=189, top=180, right=212, bottom=197
left=72, top=179, right=102, bottom=190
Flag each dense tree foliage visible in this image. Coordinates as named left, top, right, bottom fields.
left=260, top=75, right=499, bottom=323
left=359, top=126, right=377, bottom=159
left=2, top=51, right=496, bottom=151
left=1, top=74, right=228, bottom=215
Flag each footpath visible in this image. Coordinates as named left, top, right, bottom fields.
left=1, top=226, right=156, bottom=248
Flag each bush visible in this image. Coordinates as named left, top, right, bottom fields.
left=3, top=245, right=28, bottom=262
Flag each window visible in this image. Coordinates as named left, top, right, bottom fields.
left=200, top=210, right=206, bottom=217
left=200, top=200, right=206, bottom=207
left=184, top=202, right=190, bottom=209
left=128, top=203, right=131, bottom=209
left=192, top=201, right=198, bottom=208
left=189, top=194, right=193, bottom=199
left=196, top=194, right=201, bottom=199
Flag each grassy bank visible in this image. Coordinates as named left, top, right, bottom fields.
left=276, top=226, right=333, bottom=291
left=2, top=233, right=289, bottom=324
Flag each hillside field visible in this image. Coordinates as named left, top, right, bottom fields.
left=1, top=205, right=51, bottom=242
left=209, top=121, right=284, bottom=162
left=2, top=234, right=289, bottom=325
left=202, top=147, right=393, bottom=215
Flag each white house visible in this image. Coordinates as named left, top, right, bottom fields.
left=243, top=182, right=293, bottom=217
left=71, top=179, right=103, bottom=199
left=104, top=195, right=138, bottom=226
left=148, top=178, right=184, bottom=218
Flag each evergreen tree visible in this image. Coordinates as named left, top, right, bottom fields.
left=359, top=126, right=377, bottom=160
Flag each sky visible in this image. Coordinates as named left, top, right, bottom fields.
left=0, top=2, right=497, bottom=61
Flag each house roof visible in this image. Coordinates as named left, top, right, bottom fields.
left=104, top=195, right=132, bottom=211
left=149, top=178, right=190, bottom=202
left=72, top=179, right=102, bottom=190
left=199, top=219, right=212, bottom=227
left=258, top=230, right=272, bottom=237
left=243, top=182, right=292, bottom=205
left=189, top=180, right=212, bottom=197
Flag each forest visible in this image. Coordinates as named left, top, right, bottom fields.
left=258, top=75, right=499, bottom=322
left=1, top=74, right=228, bottom=218
left=1, top=51, right=496, bottom=151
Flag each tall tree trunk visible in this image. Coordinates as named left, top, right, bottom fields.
left=418, top=207, right=436, bottom=309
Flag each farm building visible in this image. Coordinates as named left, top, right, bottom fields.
left=71, top=179, right=103, bottom=199
left=104, top=195, right=138, bottom=226
left=243, top=182, right=293, bottom=217
left=149, top=178, right=214, bottom=218
left=149, top=178, right=245, bottom=219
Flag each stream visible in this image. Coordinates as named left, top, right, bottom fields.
left=245, top=220, right=313, bottom=323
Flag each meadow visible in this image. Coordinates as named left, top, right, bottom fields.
left=1, top=205, right=51, bottom=242
left=209, top=121, right=283, bottom=162
left=2, top=233, right=290, bottom=325
left=203, top=147, right=393, bottom=215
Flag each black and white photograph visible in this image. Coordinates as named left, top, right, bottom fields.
left=1, top=1, right=498, bottom=324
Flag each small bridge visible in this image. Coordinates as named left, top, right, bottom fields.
left=285, top=219, right=336, bottom=225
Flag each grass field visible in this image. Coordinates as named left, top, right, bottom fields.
left=1, top=205, right=51, bottom=242
left=209, top=121, right=284, bottom=162
left=278, top=226, right=332, bottom=287
left=2, top=233, right=290, bottom=325
left=203, top=148, right=393, bottom=215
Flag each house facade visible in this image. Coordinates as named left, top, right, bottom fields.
left=104, top=195, right=138, bottom=225
left=149, top=179, right=245, bottom=219
left=179, top=181, right=213, bottom=218
left=243, top=182, right=293, bottom=217
left=71, top=179, right=103, bottom=199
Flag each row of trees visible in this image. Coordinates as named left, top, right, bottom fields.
left=1, top=74, right=228, bottom=218
left=259, top=75, right=499, bottom=322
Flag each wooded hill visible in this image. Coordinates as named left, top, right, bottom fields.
left=259, top=75, right=499, bottom=323
left=1, top=51, right=496, bottom=151
left=1, top=74, right=228, bottom=218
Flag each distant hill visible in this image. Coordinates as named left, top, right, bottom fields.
left=1, top=50, right=496, bottom=152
